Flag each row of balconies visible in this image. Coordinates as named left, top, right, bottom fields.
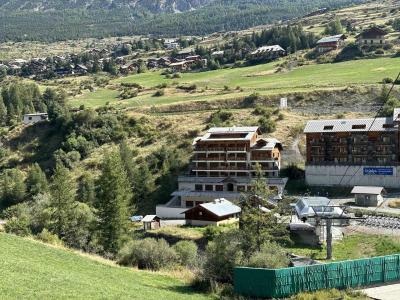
left=194, top=147, right=247, bottom=152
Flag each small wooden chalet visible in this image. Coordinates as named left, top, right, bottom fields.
left=316, top=34, right=346, bottom=53
left=356, top=27, right=387, bottom=45
left=183, top=199, right=241, bottom=226
left=142, top=215, right=161, bottom=231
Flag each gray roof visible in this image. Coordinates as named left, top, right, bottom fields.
left=299, top=196, right=331, bottom=206
left=172, top=190, right=241, bottom=199
left=304, top=117, right=395, bottom=133
left=207, top=127, right=259, bottom=134
left=351, top=186, right=384, bottom=195
left=317, top=34, right=345, bottom=44
left=251, top=45, right=285, bottom=55
left=185, top=199, right=241, bottom=217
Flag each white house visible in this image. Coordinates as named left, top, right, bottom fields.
left=23, top=113, right=48, bottom=125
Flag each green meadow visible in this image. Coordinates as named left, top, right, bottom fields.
left=69, top=57, right=400, bottom=108
left=0, top=233, right=212, bottom=300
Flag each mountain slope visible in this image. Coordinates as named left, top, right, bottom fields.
left=0, top=233, right=210, bottom=299
left=0, top=0, right=367, bottom=41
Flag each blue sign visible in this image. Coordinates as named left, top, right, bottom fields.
left=363, top=167, right=393, bottom=176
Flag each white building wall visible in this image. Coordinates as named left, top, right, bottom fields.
left=306, top=165, right=400, bottom=188
left=155, top=206, right=187, bottom=219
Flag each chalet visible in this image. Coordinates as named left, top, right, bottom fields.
left=351, top=186, right=384, bottom=207
left=142, top=215, right=161, bottom=231
left=356, top=27, right=387, bottom=45
left=157, top=57, right=171, bottom=68
left=183, top=199, right=241, bottom=226
left=175, top=49, right=194, bottom=60
left=211, top=50, right=224, bottom=57
left=23, top=113, right=48, bottom=125
left=119, top=64, right=136, bottom=75
left=164, top=41, right=180, bottom=49
left=249, top=45, right=286, bottom=61
left=74, top=64, right=88, bottom=75
left=316, top=34, right=346, bottom=53
left=169, top=61, right=189, bottom=72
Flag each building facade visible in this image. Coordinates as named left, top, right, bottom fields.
left=23, top=113, right=48, bottom=125
left=156, top=127, right=287, bottom=219
left=356, top=27, right=387, bottom=45
left=304, top=109, right=400, bottom=188
left=316, top=34, right=346, bottom=53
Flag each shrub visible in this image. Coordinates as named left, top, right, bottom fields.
left=203, top=225, right=223, bottom=241
left=258, top=116, right=276, bottom=133
left=177, top=84, right=196, bottom=91
left=118, top=238, right=177, bottom=270
left=382, top=77, right=393, bottom=84
left=243, top=93, right=260, bottom=107
left=253, top=105, right=272, bottom=117
left=173, top=240, right=198, bottom=267
left=153, top=89, right=165, bottom=97
left=245, top=242, right=290, bottom=269
left=375, top=49, right=384, bottom=55
left=203, top=231, right=243, bottom=283
left=172, top=73, right=181, bottom=79
left=37, top=228, right=63, bottom=246
left=277, top=113, right=285, bottom=121
left=334, top=43, right=363, bottom=62
left=208, top=109, right=233, bottom=127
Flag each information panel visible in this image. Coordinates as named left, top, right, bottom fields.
left=363, top=167, right=393, bottom=176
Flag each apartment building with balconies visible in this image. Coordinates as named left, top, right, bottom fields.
left=156, top=126, right=287, bottom=219
left=304, top=109, right=400, bottom=188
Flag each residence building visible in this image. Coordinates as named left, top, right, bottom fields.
left=249, top=45, right=286, bottom=61
left=183, top=198, right=241, bottom=226
left=304, top=109, right=400, bottom=187
left=23, top=113, right=48, bottom=125
left=356, top=27, right=387, bottom=45
left=316, top=34, right=346, bottom=53
left=156, top=126, right=287, bottom=219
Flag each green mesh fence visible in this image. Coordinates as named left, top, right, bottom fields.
left=234, top=254, right=400, bottom=298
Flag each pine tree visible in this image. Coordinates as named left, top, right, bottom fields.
left=77, top=173, right=96, bottom=205
left=133, top=163, right=155, bottom=213
left=49, top=163, right=76, bottom=238
left=96, top=151, right=132, bottom=254
left=26, top=163, right=48, bottom=197
left=0, top=95, right=7, bottom=125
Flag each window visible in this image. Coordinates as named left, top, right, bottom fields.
left=195, top=184, right=203, bottom=191
left=370, top=40, right=373, bottom=44
left=364, top=40, right=367, bottom=45
left=205, top=185, right=213, bottom=191
left=380, top=40, right=382, bottom=44
left=215, top=185, right=223, bottom=191
left=28, top=117, right=32, bottom=120
left=352, top=124, right=366, bottom=129
left=237, top=185, right=245, bottom=192
left=323, top=125, right=334, bottom=130
left=383, top=124, right=393, bottom=129
left=186, top=201, right=194, bottom=208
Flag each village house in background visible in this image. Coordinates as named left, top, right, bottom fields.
left=183, top=198, right=241, bottom=226
left=315, top=34, right=346, bottom=53
left=142, top=215, right=161, bottom=231
left=249, top=45, right=286, bottom=62
left=23, top=113, right=48, bottom=125
left=351, top=186, right=385, bottom=207
left=304, top=109, right=400, bottom=188
left=157, top=126, right=287, bottom=219
left=356, top=27, right=387, bottom=45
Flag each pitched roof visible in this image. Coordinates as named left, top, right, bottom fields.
left=184, top=199, right=241, bottom=217
left=351, top=186, right=384, bottom=195
left=251, top=45, right=285, bottom=55
left=142, top=215, right=160, bottom=222
left=304, top=117, right=395, bottom=133
left=317, top=34, right=346, bottom=44
left=207, top=126, right=259, bottom=134
left=356, top=27, right=387, bottom=38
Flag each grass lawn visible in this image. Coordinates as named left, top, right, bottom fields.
left=288, top=234, right=400, bottom=261
left=70, top=56, right=400, bottom=108
left=0, top=233, right=212, bottom=300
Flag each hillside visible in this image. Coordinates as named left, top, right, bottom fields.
left=0, top=233, right=210, bottom=299
left=0, top=0, right=366, bottom=41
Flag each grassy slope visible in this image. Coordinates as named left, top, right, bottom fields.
left=69, top=57, right=400, bottom=108
left=0, top=233, right=211, bottom=300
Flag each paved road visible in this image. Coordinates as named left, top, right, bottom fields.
left=361, top=283, right=400, bottom=300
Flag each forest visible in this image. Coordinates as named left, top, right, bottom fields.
left=0, top=0, right=367, bottom=42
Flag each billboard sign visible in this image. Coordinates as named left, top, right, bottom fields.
left=363, top=167, right=393, bottom=176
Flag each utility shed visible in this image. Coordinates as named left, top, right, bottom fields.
left=351, top=186, right=384, bottom=207
left=142, top=215, right=161, bottom=231
left=183, top=198, right=241, bottom=226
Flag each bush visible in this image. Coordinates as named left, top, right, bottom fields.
left=253, top=105, right=272, bottom=117
left=258, top=116, right=276, bottom=133
left=203, top=225, right=223, bottom=241
left=375, top=49, right=384, bottom=55
left=36, top=228, right=63, bottom=246
left=334, top=43, right=363, bottom=62
left=118, top=238, right=177, bottom=270
left=173, top=240, right=198, bottom=267
left=153, top=89, right=165, bottom=97
left=208, top=109, right=233, bottom=127
left=245, top=242, right=290, bottom=268
left=382, top=77, right=393, bottom=84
